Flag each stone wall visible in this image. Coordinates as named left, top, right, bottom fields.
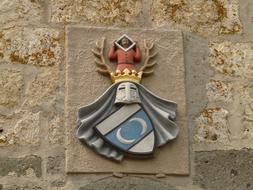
left=0, top=0, right=252, bottom=189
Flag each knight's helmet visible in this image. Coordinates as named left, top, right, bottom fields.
left=115, top=82, right=141, bottom=104
left=111, top=66, right=142, bottom=104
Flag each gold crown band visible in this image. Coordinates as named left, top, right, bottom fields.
left=110, top=68, right=142, bottom=83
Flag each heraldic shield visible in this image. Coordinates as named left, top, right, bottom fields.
left=95, top=104, right=155, bottom=155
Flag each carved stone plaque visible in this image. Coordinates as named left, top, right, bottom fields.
left=66, top=27, right=189, bottom=174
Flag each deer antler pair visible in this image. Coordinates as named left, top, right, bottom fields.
left=92, top=37, right=113, bottom=76
left=92, top=37, right=157, bottom=78
left=139, top=39, right=158, bottom=76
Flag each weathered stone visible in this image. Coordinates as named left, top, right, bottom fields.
left=9, top=111, right=40, bottom=145
left=112, top=172, right=124, bottom=178
left=66, top=27, right=188, bottom=174
left=51, top=180, right=65, bottom=187
left=50, top=0, right=143, bottom=24
left=0, top=28, right=62, bottom=66
left=0, top=111, right=40, bottom=146
left=25, top=67, right=60, bottom=107
left=25, top=167, right=37, bottom=178
left=206, top=79, right=233, bottom=103
left=195, top=107, right=229, bottom=142
left=48, top=116, right=64, bottom=145
left=0, top=70, right=23, bottom=107
left=194, top=149, right=253, bottom=190
left=183, top=33, right=213, bottom=149
left=0, top=114, right=16, bottom=145
left=156, top=173, right=166, bottom=178
left=0, top=155, right=42, bottom=177
left=3, top=185, right=20, bottom=190
left=3, top=185, right=43, bottom=190
left=79, top=177, right=178, bottom=190
left=210, top=42, right=253, bottom=78
left=0, top=0, right=42, bottom=28
left=240, top=85, right=253, bottom=138
left=151, top=0, right=242, bottom=36
left=47, top=155, right=64, bottom=174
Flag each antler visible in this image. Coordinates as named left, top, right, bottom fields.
left=139, top=39, right=158, bottom=76
left=92, top=37, right=113, bottom=76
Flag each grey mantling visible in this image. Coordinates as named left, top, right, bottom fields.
left=76, top=81, right=179, bottom=161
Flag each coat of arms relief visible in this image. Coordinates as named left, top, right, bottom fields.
left=76, top=34, right=179, bottom=161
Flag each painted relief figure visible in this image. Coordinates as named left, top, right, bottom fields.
left=108, top=35, right=141, bottom=72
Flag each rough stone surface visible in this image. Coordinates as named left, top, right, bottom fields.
left=151, top=0, right=242, bottom=36
left=204, top=40, right=253, bottom=144
left=79, top=177, right=178, bottom=190
left=50, top=0, right=143, bottom=24
left=195, top=107, right=229, bottom=142
left=0, top=0, right=42, bottom=28
left=66, top=27, right=188, bottom=174
left=51, top=180, right=65, bottom=187
left=0, top=28, right=62, bottom=67
left=48, top=116, right=64, bottom=145
left=47, top=155, right=64, bottom=175
left=209, top=42, right=253, bottom=78
left=0, top=155, right=42, bottom=177
left=194, top=149, right=253, bottom=190
left=0, top=111, right=40, bottom=145
left=206, top=79, right=233, bottom=103
left=240, top=85, right=253, bottom=138
left=0, top=114, right=16, bottom=145
left=183, top=33, right=213, bottom=148
left=9, top=111, right=40, bottom=145
left=25, top=67, right=60, bottom=107
left=0, top=70, right=23, bottom=107
left=2, top=185, right=44, bottom=190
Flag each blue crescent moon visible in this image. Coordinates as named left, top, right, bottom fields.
left=116, top=117, right=148, bottom=144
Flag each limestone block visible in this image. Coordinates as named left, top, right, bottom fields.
left=0, top=0, right=41, bottom=28
left=47, top=155, right=65, bottom=175
left=195, top=107, right=229, bottom=142
left=0, top=114, right=18, bottom=145
left=79, top=177, right=178, bottom=190
left=0, top=28, right=62, bottom=66
left=210, top=42, right=253, bottom=78
left=50, top=0, right=142, bottom=24
left=206, top=79, right=233, bottom=103
left=51, top=179, right=65, bottom=188
left=10, top=112, right=40, bottom=145
left=194, top=150, right=253, bottom=190
left=48, top=116, right=64, bottom=145
left=66, top=27, right=188, bottom=174
left=240, top=85, right=253, bottom=138
left=0, top=155, right=42, bottom=177
left=25, top=67, right=60, bottom=107
left=151, top=0, right=242, bottom=36
left=0, top=111, right=40, bottom=146
left=183, top=33, right=212, bottom=124
left=2, top=184, right=44, bottom=190
left=0, top=70, right=23, bottom=107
